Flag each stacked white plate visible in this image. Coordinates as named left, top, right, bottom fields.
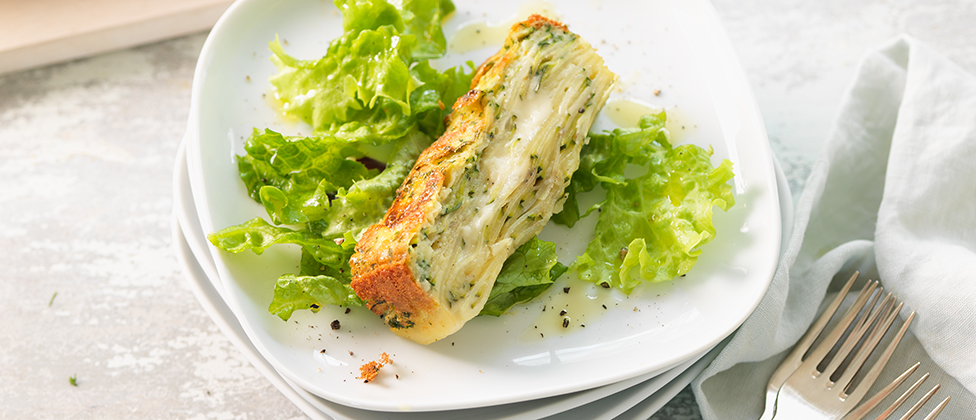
left=174, top=0, right=790, bottom=418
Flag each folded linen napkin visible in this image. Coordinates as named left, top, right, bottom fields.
left=692, top=36, right=976, bottom=419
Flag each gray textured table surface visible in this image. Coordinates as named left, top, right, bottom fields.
left=2, top=1, right=974, bottom=418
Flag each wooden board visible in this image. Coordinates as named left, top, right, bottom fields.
left=0, top=0, right=235, bottom=75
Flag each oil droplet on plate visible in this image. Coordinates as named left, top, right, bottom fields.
left=602, top=98, right=661, bottom=129
left=266, top=88, right=304, bottom=125
left=517, top=278, right=624, bottom=342
left=448, top=0, right=560, bottom=54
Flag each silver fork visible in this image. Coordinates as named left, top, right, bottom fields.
left=758, top=272, right=861, bottom=420
left=843, top=363, right=950, bottom=420
left=771, top=276, right=916, bottom=419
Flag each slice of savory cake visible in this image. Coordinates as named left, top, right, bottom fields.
left=349, top=15, right=615, bottom=344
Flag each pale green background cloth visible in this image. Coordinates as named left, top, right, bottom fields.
left=693, top=36, right=976, bottom=419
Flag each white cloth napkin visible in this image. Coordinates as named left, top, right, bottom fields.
left=692, top=36, right=976, bottom=419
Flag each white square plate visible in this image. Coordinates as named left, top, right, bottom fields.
left=185, top=0, right=780, bottom=411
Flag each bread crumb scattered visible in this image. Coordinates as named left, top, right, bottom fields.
left=358, top=352, right=392, bottom=383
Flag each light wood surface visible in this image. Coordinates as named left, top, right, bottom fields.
left=0, top=0, right=234, bottom=75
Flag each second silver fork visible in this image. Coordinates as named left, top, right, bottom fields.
left=771, top=276, right=915, bottom=419
left=758, top=272, right=861, bottom=420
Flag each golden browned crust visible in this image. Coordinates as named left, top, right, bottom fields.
left=350, top=14, right=613, bottom=344
left=350, top=91, right=488, bottom=338
left=350, top=264, right=434, bottom=328
left=471, top=15, right=567, bottom=86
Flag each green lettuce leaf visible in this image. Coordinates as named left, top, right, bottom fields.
left=407, top=61, right=476, bottom=139
left=269, top=0, right=469, bottom=142
left=215, top=0, right=597, bottom=323
left=570, top=112, right=735, bottom=293
left=336, top=0, right=455, bottom=61
left=206, top=218, right=354, bottom=270
left=236, top=128, right=372, bottom=225
left=208, top=219, right=364, bottom=322
left=552, top=112, right=672, bottom=227
left=480, top=238, right=568, bottom=317
left=212, top=132, right=431, bottom=321
left=399, top=0, right=455, bottom=60
left=296, top=241, right=351, bottom=281
left=269, top=26, right=418, bottom=131
left=306, top=130, right=431, bottom=238
left=310, top=60, right=474, bottom=144
left=268, top=274, right=363, bottom=321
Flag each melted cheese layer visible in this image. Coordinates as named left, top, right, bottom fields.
left=350, top=16, right=616, bottom=345
left=411, top=19, right=616, bottom=328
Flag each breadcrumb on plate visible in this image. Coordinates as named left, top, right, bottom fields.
left=358, top=352, right=392, bottom=383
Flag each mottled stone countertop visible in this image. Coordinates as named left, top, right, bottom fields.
left=2, top=1, right=974, bottom=419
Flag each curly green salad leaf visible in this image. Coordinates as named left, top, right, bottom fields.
left=269, top=0, right=470, bottom=143
left=337, top=0, right=455, bottom=61
left=210, top=127, right=570, bottom=320
left=305, top=131, right=428, bottom=239
left=558, top=111, right=736, bottom=293
left=209, top=0, right=554, bottom=322
left=480, top=238, right=569, bottom=317
left=237, top=128, right=370, bottom=225
left=209, top=132, right=429, bottom=319
left=268, top=274, right=363, bottom=321
left=210, top=0, right=736, bottom=322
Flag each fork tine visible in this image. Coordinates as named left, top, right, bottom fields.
left=794, top=280, right=879, bottom=380
left=841, top=363, right=921, bottom=419
left=782, top=271, right=860, bottom=373
left=774, top=280, right=921, bottom=420
left=850, top=289, right=887, bottom=341
left=822, top=292, right=894, bottom=384
left=898, top=384, right=940, bottom=420
left=873, top=371, right=929, bottom=419
left=838, top=301, right=903, bottom=396
left=843, top=310, right=916, bottom=405
left=921, top=396, right=950, bottom=420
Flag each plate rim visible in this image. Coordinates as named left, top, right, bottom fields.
left=184, top=0, right=782, bottom=411
left=173, top=142, right=733, bottom=419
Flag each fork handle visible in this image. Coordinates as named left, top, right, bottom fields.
left=773, top=385, right=836, bottom=419
left=758, top=389, right=778, bottom=420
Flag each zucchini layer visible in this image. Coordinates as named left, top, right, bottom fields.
left=350, top=15, right=615, bottom=344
